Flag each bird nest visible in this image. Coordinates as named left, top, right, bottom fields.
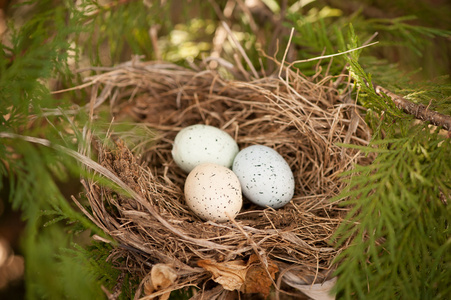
left=77, top=57, right=372, bottom=299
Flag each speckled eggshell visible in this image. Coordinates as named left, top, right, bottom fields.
left=184, top=163, right=243, bottom=222
left=172, top=124, right=239, bottom=173
left=232, top=145, right=295, bottom=209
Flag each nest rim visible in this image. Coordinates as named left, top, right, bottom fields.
left=78, top=58, right=372, bottom=298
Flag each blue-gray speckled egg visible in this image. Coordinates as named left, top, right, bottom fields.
left=232, top=145, right=295, bottom=208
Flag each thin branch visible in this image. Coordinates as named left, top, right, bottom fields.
left=149, top=24, right=161, bottom=61
left=278, top=27, right=295, bottom=78
left=221, top=21, right=260, bottom=79
left=374, top=85, right=451, bottom=132
left=287, top=42, right=379, bottom=67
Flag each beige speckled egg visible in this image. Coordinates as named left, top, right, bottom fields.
left=184, top=163, right=242, bottom=222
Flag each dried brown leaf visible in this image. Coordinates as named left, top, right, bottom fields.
left=197, top=259, right=247, bottom=291
left=243, top=254, right=278, bottom=297
left=198, top=254, right=278, bottom=296
left=144, top=264, right=177, bottom=300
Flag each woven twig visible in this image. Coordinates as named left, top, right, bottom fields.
left=76, top=58, right=373, bottom=298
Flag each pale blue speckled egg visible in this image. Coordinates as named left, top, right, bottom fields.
left=232, top=145, right=295, bottom=208
left=172, top=124, right=239, bottom=173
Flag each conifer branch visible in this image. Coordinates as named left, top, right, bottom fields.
left=374, top=84, right=451, bottom=132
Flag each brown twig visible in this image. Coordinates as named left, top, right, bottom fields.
left=221, top=21, right=260, bottom=79
left=374, top=85, right=451, bottom=131
left=149, top=25, right=161, bottom=61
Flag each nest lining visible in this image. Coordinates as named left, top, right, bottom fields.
left=80, top=59, right=372, bottom=298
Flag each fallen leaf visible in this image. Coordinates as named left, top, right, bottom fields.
left=144, top=264, right=177, bottom=300
left=243, top=254, right=278, bottom=297
left=197, top=259, right=248, bottom=291
left=198, top=254, right=279, bottom=297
